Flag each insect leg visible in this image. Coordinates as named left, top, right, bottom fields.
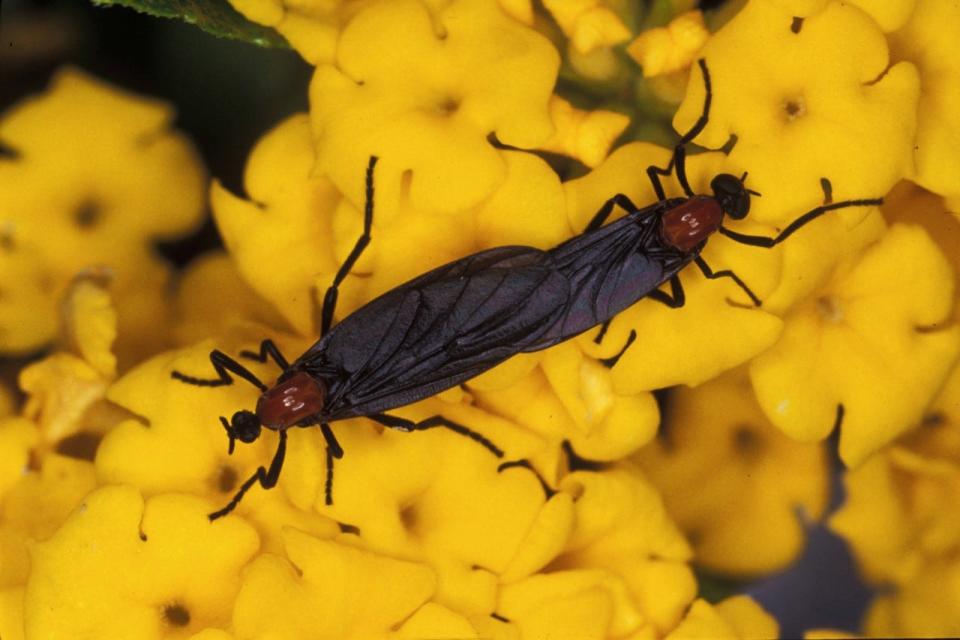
left=321, top=156, right=379, bottom=337
left=599, top=329, right=637, bottom=368
left=585, top=193, right=640, bottom=232
left=693, top=256, right=761, bottom=306
left=369, top=413, right=504, bottom=458
left=645, top=275, right=686, bottom=308
left=319, top=423, right=343, bottom=506
left=645, top=59, right=713, bottom=200
left=239, top=339, right=290, bottom=370
left=209, top=430, right=288, bottom=520
left=593, top=319, right=612, bottom=344
left=171, top=350, right=268, bottom=392
left=497, top=459, right=555, bottom=499
left=718, top=197, right=883, bottom=248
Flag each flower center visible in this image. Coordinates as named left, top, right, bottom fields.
left=163, top=602, right=191, bottom=627
left=73, top=199, right=102, bottom=229
left=816, top=295, right=843, bottom=323
left=783, top=97, right=806, bottom=122
left=217, top=465, right=239, bottom=493
left=731, top=424, right=762, bottom=461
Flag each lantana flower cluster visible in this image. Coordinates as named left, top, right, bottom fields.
left=1, top=0, right=959, bottom=638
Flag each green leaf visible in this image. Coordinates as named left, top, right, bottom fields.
left=91, top=0, right=289, bottom=48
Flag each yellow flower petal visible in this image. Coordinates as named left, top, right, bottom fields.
left=172, top=251, right=288, bottom=346
left=665, top=596, right=778, bottom=640
left=497, top=571, right=616, bottom=639
left=554, top=468, right=696, bottom=634
left=539, top=96, right=631, bottom=168
left=890, top=1, right=960, bottom=198
left=24, top=487, right=259, bottom=639
left=768, top=0, right=916, bottom=32
left=233, top=528, right=436, bottom=639
left=62, top=275, right=117, bottom=379
left=0, top=67, right=205, bottom=356
left=750, top=224, right=960, bottom=466
left=310, top=0, right=558, bottom=215
left=637, top=367, right=829, bottom=576
left=864, top=559, right=960, bottom=638
left=0, top=587, right=24, bottom=640
left=627, top=10, right=709, bottom=77
left=0, top=453, right=97, bottom=588
left=393, top=602, right=479, bottom=639
left=314, top=401, right=548, bottom=615
left=674, top=0, right=919, bottom=225
left=542, top=0, right=631, bottom=54
left=211, top=114, right=343, bottom=336
left=0, top=418, right=36, bottom=502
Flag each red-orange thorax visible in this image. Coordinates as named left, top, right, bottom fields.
left=659, top=197, right=724, bottom=251
left=256, top=371, right=326, bottom=429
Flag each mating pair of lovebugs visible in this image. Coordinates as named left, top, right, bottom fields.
left=173, top=59, right=882, bottom=519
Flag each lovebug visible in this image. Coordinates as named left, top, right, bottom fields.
left=173, top=59, right=882, bottom=520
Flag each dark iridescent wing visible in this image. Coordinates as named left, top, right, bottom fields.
left=295, top=246, right=571, bottom=419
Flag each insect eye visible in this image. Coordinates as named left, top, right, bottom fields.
left=710, top=173, right=750, bottom=220
left=231, top=410, right=262, bottom=443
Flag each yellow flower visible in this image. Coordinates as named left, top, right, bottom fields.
left=0, top=452, right=97, bottom=589
left=627, top=10, right=709, bottom=78
left=665, top=596, right=779, bottom=640
left=750, top=224, right=959, bottom=466
left=23, top=486, right=259, bottom=639
left=539, top=96, right=630, bottom=169
left=467, top=342, right=660, bottom=467
left=0, top=586, right=24, bottom=640
left=211, top=115, right=347, bottom=337
left=172, top=251, right=290, bottom=346
left=541, top=0, right=631, bottom=54
left=889, top=1, right=960, bottom=199
left=636, top=367, right=829, bottom=576
left=863, top=559, right=960, bottom=638
left=882, top=181, right=960, bottom=309
left=309, top=399, right=549, bottom=614
left=309, top=0, right=559, bottom=216
left=232, top=527, right=436, bottom=639
left=546, top=467, right=697, bottom=636
left=830, top=363, right=960, bottom=585
left=0, top=419, right=35, bottom=504
left=0, top=68, right=206, bottom=362
left=767, top=0, right=916, bottom=32
left=673, top=0, right=919, bottom=226
left=18, top=277, right=121, bottom=456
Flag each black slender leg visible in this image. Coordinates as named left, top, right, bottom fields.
left=369, top=413, right=504, bottom=458
left=496, top=459, right=555, bottom=499
left=321, top=156, right=379, bottom=337
left=599, top=329, right=637, bottom=368
left=585, top=193, right=640, bottom=232
left=718, top=197, right=883, bottom=248
left=209, top=430, right=288, bottom=520
left=240, top=339, right=290, bottom=370
left=645, top=59, right=713, bottom=199
left=593, top=319, right=612, bottom=345
left=646, top=275, right=686, bottom=309
left=319, top=423, right=343, bottom=506
left=171, top=350, right=267, bottom=392
left=694, top=256, right=761, bottom=306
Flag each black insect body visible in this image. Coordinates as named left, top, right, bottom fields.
left=173, top=59, right=882, bottom=520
